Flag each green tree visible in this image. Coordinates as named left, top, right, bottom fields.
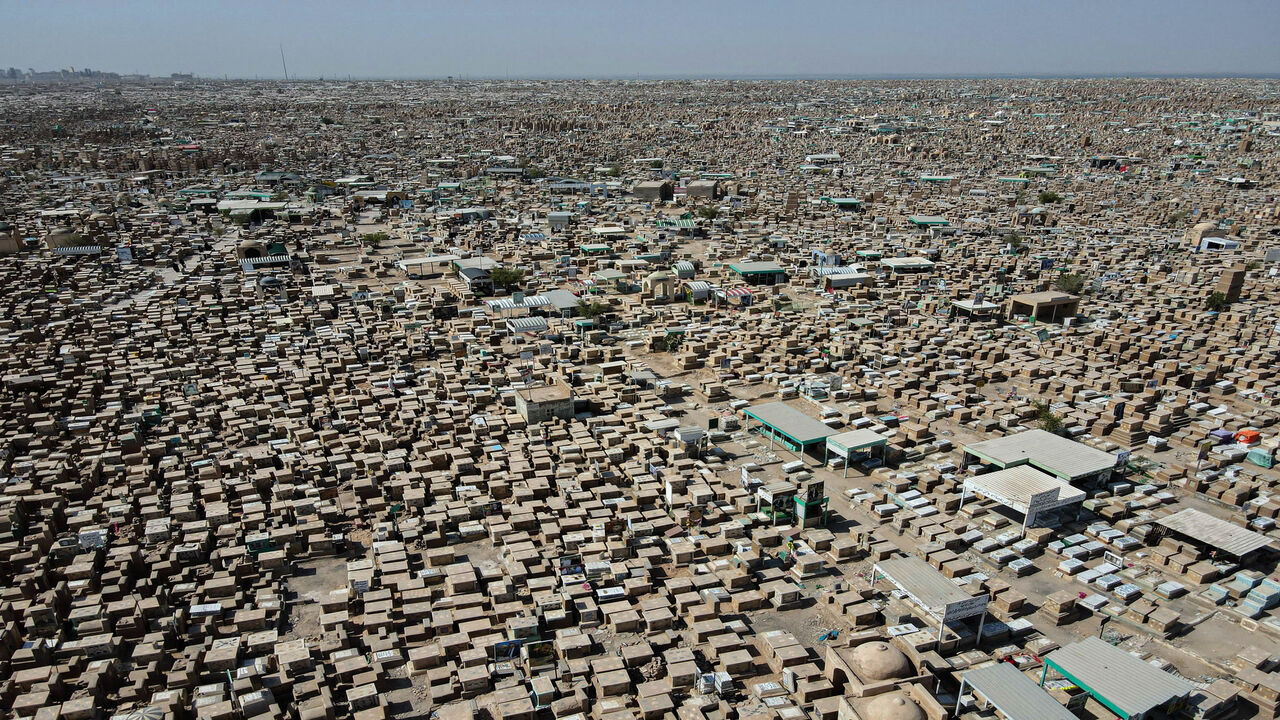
left=697, top=206, right=719, bottom=220
left=359, top=232, right=389, bottom=248
left=1205, top=291, right=1228, bottom=312
left=576, top=299, right=609, bottom=320
left=1245, top=260, right=1262, bottom=271
left=1053, top=272, right=1085, bottom=294
left=1032, top=400, right=1064, bottom=434
left=1038, top=190, right=1063, bottom=204
left=320, top=116, right=335, bottom=125
left=489, top=267, right=525, bottom=290
left=1003, top=231, right=1024, bottom=251
left=662, top=334, right=683, bottom=353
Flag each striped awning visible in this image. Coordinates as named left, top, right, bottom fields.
left=485, top=295, right=552, bottom=311
left=507, top=317, right=549, bottom=334
left=56, top=245, right=101, bottom=256
left=240, top=254, right=291, bottom=271
left=723, top=287, right=753, bottom=297
left=675, top=261, right=695, bottom=273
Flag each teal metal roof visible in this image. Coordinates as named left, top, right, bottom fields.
left=744, top=402, right=833, bottom=446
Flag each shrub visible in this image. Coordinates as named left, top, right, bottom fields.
left=1053, top=272, right=1085, bottom=294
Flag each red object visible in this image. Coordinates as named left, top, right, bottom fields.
left=1236, top=429, right=1261, bottom=444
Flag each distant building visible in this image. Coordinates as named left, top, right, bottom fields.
left=255, top=171, right=304, bottom=187
left=685, top=179, right=722, bottom=200
left=633, top=180, right=674, bottom=202
left=457, top=267, right=492, bottom=293
left=515, top=382, right=574, bottom=423
left=728, top=261, right=786, bottom=286
left=1007, top=291, right=1079, bottom=323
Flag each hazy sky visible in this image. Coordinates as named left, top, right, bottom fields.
left=3, top=0, right=1278, bottom=79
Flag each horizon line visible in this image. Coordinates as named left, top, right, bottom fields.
left=11, top=70, right=1280, bottom=83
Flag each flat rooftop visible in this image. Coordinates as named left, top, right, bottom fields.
left=964, top=429, right=1117, bottom=480
left=1009, top=290, right=1078, bottom=305
left=743, top=402, right=834, bottom=446
left=521, top=383, right=571, bottom=403
left=1157, top=508, right=1274, bottom=558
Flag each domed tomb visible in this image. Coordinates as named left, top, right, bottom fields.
left=850, top=641, right=913, bottom=682
left=863, top=692, right=924, bottom=720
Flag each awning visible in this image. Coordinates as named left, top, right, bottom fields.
left=240, top=254, right=291, bottom=271
left=398, top=254, right=459, bottom=269
left=55, top=245, right=102, bottom=256
left=1157, top=508, right=1273, bottom=558
left=827, top=429, right=888, bottom=457
left=963, top=465, right=1085, bottom=516
left=1043, top=637, right=1195, bottom=719
left=723, top=287, right=753, bottom=297
left=874, top=555, right=987, bottom=621
left=960, top=663, right=1076, bottom=720
left=507, top=317, right=549, bottom=334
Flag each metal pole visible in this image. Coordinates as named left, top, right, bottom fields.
left=976, top=609, right=987, bottom=645
left=955, top=678, right=966, bottom=716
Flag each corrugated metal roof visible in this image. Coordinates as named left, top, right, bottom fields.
left=1010, top=290, right=1078, bottom=304
left=486, top=296, right=552, bottom=311
left=963, top=429, right=1117, bottom=480
left=730, top=261, right=785, bottom=274
left=962, top=465, right=1085, bottom=514
left=1157, top=508, right=1274, bottom=558
left=875, top=555, right=983, bottom=618
left=827, top=429, right=887, bottom=453
left=507, top=317, right=548, bottom=333
left=743, top=402, right=833, bottom=445
left=962, top=663, right=1077, bottom=720
left=880, top=256, right=935, bottom=269
left=1045, top=637, right=1194, bottom=719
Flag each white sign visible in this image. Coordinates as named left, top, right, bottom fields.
left=1115, top=450, right=1131, bottom=468
left=741, top=466, right=750, bottom=486
left=944, top=595, right=989, bottom=620
left=1027, top=488, right=1061, bottom=515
